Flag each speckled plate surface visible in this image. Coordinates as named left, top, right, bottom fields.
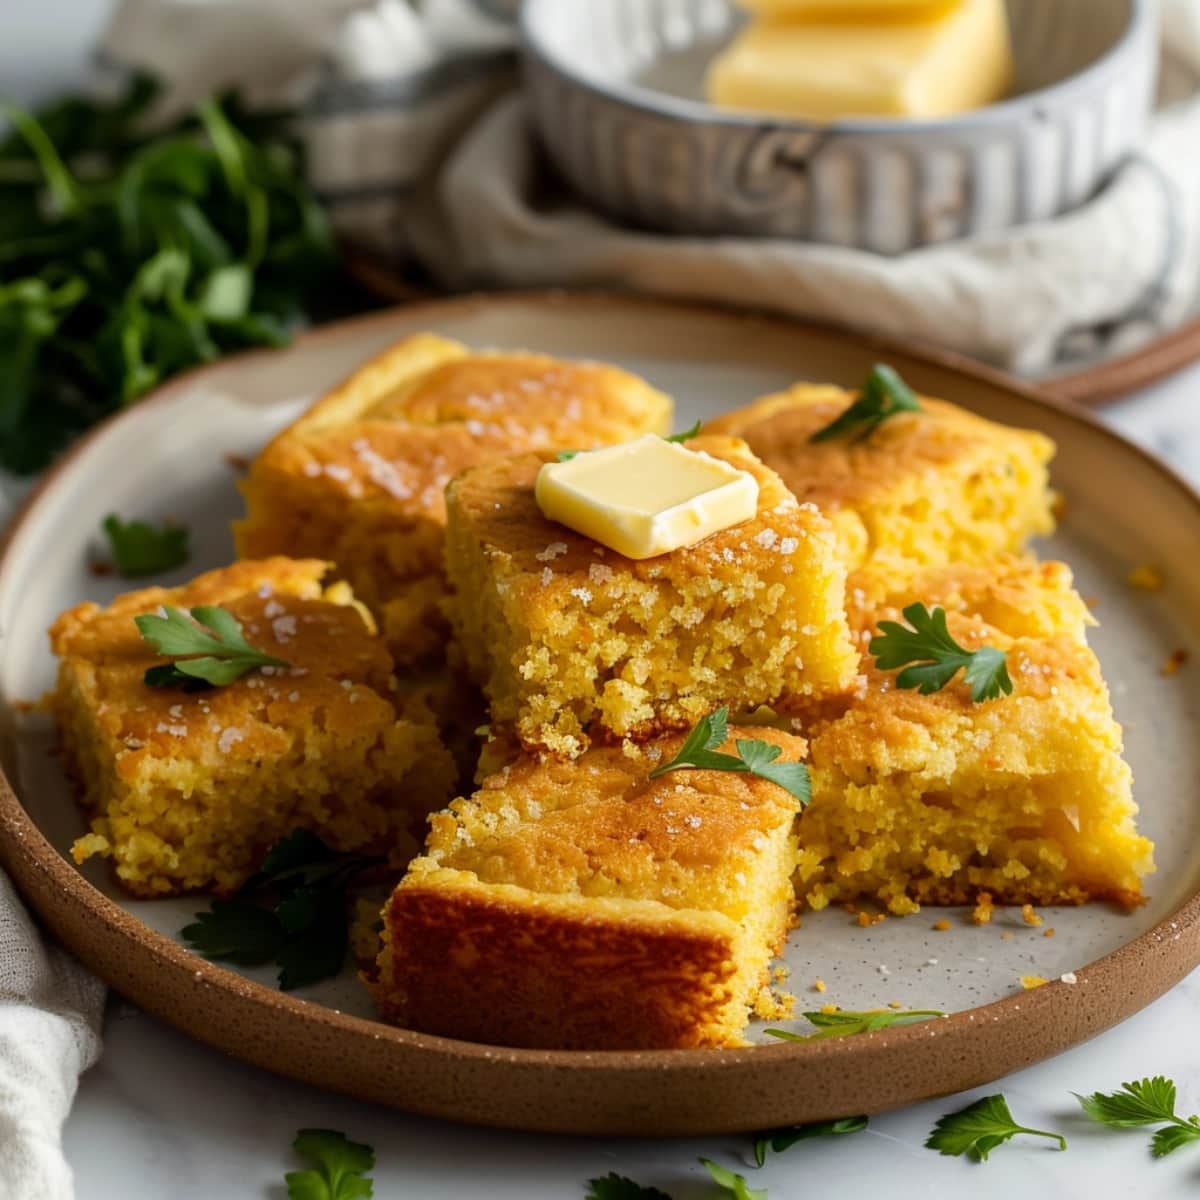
left=2, top=293, right=1199, bottom=1135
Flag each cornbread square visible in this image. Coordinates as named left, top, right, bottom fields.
left=234, top=334, right=673, bottom=665
left=373, top=727, right=805, bottom=1050
left=445, top=435, right=858, bottom=757
left=50, top=558, right=457, bottom=897
left=795, top=558, right=1153, bottom=915
left=704, top=383, right=1056, bottom=573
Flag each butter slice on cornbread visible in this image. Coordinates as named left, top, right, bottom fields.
left=52, top=558, right=456, bottom=897
left=445, top=435, right=858, bottom=757
left=796, top=557, right=1153, bottom=915
left=234, top=334, right=673, bottom=666
left=705, top=383, right=1056, bottom=576
left=373, top=727, right=804, bottom=1050
left=707, top=0, right=1012, bottom=121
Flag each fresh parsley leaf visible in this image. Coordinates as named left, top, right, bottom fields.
left=753, top=1115, right=868, bottom=1166
left=869, top=604, right=1013, bottom=702
left=179, top=899, right=284, bottom=965
left=135, top=603, right=288, bottom=688
left=699, top=1158, right=766, bottom=1200
left=180, top=830, right=379, bottom=991
left=585, top=1173, right=672, bottom=1200
left=556, top=449, right=580, bottom=461
left=925, top=1094, right=1066, bottom=1162
left=766, top=1009, right=946, bottom=1042
left=102, top=513, right=190, bottom=577
left=664, top=420, right=702, bottom=444
left=810, top=364, right=921, bottom=444
left=1076, top=1077, right=1200, bottom=1158
left=286, top=1129, right=374, bottom=1200
left=648, top=707, right=810, bottom=806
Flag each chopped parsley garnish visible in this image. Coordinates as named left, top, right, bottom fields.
left=285, top=1129, right=375, bottom=1200
left=557, top=422, right=703, bottom=462
left=700, top=1159, right=766, bottom=1200
left=766, top=1008, right=946, bottom=1042
left=102, top=513, right=190, bottom=577
left=869, top=603, right=1013, bottom=702
left=1077, top=1077, right=1200, bottom=1157
left=753, top=1115, right=868, bottom=1166
left=586, top=1174, right=672, bottom=1200
left=809, top=364, right=921, bottom=444
left=181, top=829, right=379, bottom=990
left=135, top=603, right=288, bottom=689
left=648, top=706, right=811, bottom=806
left=925, top=1094, right=1066, bottom=1162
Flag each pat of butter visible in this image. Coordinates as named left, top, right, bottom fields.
left=534, top=435, right=759, bottom=560
left=707, top=0, right=1012, bottom=121
left=737, top=0, right=960, bottom=19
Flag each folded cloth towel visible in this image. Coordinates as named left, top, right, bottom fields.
left=0, top=870, right=104, bottom=1200
left=100, top=0, right=1200, bottom=377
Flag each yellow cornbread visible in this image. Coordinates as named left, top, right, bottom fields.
left=373, top=727, right=805, bottom=1050
left=795, top=559, right=1153, bottom=915
left=707, top=0, right=1012, bottom=121
left=739, top=0, right=959, bottom=16
left=51, top=558, right=456, bottom=897
left=705, top=383, right=1056, bottom=574
left=444, top=435, right=859, bottom=757
left=234, top=334, right=673, bottom=665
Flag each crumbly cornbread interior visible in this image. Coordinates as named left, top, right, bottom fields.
left=374, top=728, right=804, bottom=1049
left=234, top=333, right=673, bottom=665
left=444, top=435, right=858, bottom=757
left=704, top=384, right=1056, bottom=572
left=795, top=557, right=1153, bottom=915
left=52, top=558, right=456, bottom=897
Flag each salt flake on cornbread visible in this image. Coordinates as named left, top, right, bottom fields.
left=371, top=724, right=807, bottom=1050
left=445, top=434, right=858, bottom=756
left=50, top=558, right=456, bottom=897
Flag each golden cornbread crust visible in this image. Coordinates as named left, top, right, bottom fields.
left=50, top=558, right=457, bottom=897
left=795, top=559, right=1153, bottom=915
left=444, top=435, right=858, bottom=757
left=234, top=333, right=673, bottom=664
left=704, top=384, right=1056, bottom=572
left=373, top=728, right=805, bottom=1050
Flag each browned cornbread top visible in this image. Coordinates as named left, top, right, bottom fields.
left=250, top=335, right=673, bottom=524
left=704, top=385, right=1054, bottom=516
left=50, top=558, right=399, bottom=763
left=446, top=433, right=838, bottom=584
left=429, top=726, right=807, bottom=907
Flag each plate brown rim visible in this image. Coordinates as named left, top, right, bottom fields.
left=2, top=289, right=1199, bottom=1134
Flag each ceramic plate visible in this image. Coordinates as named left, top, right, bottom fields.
left=2, top=294, right=1199, bottom=1135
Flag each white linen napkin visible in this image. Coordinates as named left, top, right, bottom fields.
left=99, top=0, right=1200, bottom=377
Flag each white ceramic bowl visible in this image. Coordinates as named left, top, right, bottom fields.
left=520, top=0, right=1157, bottom=253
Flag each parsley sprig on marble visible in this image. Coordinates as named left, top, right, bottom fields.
left=700, top=1159, right=765, bottom=1200
left=926, top=1094, right=1066, bottom=1161
left=1077, top=1077, right=1200, bottom=1157
left=135, top=603, right=288, bottom=689
left=648, top=707, right=811, bottom=806
left=285, top=1129, right=375, bottom=1200
left=182, top=829, right=379, bottom=990
left=586, top=1175, right=671, bottom=1200
left=870, top=603, right=1013, bottom=702
left=810, top=364, right=921, bottom=444
left=557, top=421, right=702, bottom=462
left=753, top=1115, right=868, bottom=1167
left=766, top=1008, right=946, bottom=1043
left=102, top=513, right=190, bottom=577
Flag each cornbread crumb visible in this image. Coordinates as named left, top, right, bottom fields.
left=1020, top=975, right=1049, bottom=990
left=813, top=978, right=827, bottom=993
left=1021, top=903, right=1043, bottom=927
left=1043, top=927, right=1056, bottom=938
left=1128, top=564, right=1165, bottom=592
left=1163, top=650, right=1189, bottom=677
left=888, top=1000, right=904, bottom=1010
left=971, top=892, right=995, bottom=925
left=933, top=919, right=951, bottom=932
left=52, top=559, right=456, bottom=897
left=1001, top=931, right=1014, bottom=941
left=374, top=726, right=806, bottom=1049
left=820, top=1003, right=840, bottom=1015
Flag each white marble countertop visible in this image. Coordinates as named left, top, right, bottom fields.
left=8, top=5, right=1200, bottom=1196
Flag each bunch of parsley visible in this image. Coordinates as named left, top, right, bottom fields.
left=0, top=76, right=336, bottom=473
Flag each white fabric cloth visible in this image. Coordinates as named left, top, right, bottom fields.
left=100, top=0, right=1200, bottom=376
left=0, top=871, right=103, bottom=1200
